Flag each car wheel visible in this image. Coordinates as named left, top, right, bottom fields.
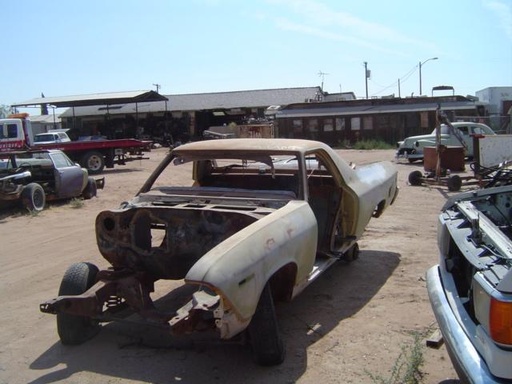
left=81, top=151, right=105, bottom=174
left=342, top=242, right=359, bottom=262
left=21, top=183, right=45, bottom=212
left=82, top=177, right=97, bottom=200
left=57, top=262, right=100, bottom=345
left=447, top=175, right=462, bottom=192
left=248, top=283, right=285, bottom=366
left=408, top=170, right=423, bottom=186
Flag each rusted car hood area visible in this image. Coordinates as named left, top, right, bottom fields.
left=95, top=187, right=296, bottom=280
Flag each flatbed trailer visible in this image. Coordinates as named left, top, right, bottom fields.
left=34, top=138, right=150, bottom=174
left=1, top=113, right=150, bottom=174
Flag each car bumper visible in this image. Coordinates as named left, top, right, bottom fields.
left=395, top=148, right=423, bottom=160
left=426, top=265, right=509, bottom=384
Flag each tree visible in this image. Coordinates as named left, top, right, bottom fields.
left=0, top=104, right=12, bottom=118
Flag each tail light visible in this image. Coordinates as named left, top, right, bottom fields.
left=490, top=297, right=512, bottom=345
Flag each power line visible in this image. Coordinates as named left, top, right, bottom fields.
left=370, top=63, right=419, bottom=96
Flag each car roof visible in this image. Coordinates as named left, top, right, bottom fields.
left=173, top=138, right=332, bottom=155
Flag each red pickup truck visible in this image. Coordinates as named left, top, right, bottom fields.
left=0, top=114, right=150, bottom=174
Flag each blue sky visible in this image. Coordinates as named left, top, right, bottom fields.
left=2, top=0, right=511, bottom=111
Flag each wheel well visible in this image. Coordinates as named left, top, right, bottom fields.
left=269, top=263, right=297, bottom=302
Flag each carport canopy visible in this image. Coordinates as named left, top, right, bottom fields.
left=11, top=90, right=168, bottom=108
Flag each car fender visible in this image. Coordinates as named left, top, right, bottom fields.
left=347, top=161, right=398, bottom=237
left=185, top=200, right=318, bottom=321
left=415, top=139, right=437, bottom=149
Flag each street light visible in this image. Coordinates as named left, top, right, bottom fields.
left=419, top=57, right=438, bottom=96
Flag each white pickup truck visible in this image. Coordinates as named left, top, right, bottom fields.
left=396, top=122, right=496, bottom=163
left=33, top=130, right=72, bottom=144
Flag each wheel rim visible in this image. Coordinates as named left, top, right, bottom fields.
left=88, top=155, right=102, bottom=171
left=33, top=188, right=45, bottom=210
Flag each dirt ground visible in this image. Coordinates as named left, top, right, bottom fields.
left=0, top=147, right=466, bottom=384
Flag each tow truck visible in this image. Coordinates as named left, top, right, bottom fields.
left=0, top=113, right=150, bottom=174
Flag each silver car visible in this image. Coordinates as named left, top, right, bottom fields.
left=427, top=185, right=512, bottom=383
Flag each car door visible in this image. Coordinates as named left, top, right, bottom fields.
left=50, top=152, right=84, bottom=198
left=304, top=150, right=344, bottom=253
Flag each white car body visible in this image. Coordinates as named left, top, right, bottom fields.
left=396, top=122, right=496, bottom=162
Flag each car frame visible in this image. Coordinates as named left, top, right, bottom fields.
left=427, top=185, right=512, bottom=383
left=0, top=149, right=102, bottom=212
left=396, top=122, right=496, bottom=162
left=40, top=138, right=398, bottom=365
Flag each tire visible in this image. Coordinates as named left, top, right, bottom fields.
left=57, top=262, right=100, bottom=345
left=82, top=177, right=97, bottom=200
left=21, top=183, right=45, bottom=212
left=342, top=242, right=360, bottom=262
left=447, top=175, right=462, bottom=192
left=408, top=170, right=423, bottom=186
left=81, top=151, right=105, bottom=174
left=248, top=283, right=285, bottom=366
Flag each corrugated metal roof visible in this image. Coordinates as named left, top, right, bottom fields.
left=58, top=87, right=323, bottom=117
left=28, top=115, right=61, bottom=124
left=12, top=90, right=168, bottom=108
left=276, top=100, right=484, bottom=118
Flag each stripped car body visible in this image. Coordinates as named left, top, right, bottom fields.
left=40, top=139, right=398, bottom=364
left=427, top=186, right=512, bottom=382
left=0, top=149, right=102, bottom=212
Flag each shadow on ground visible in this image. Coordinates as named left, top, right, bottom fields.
left=29, top=249, right=400, bottom=384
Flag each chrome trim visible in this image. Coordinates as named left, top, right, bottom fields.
left=426, top=265, right=507, bottom=384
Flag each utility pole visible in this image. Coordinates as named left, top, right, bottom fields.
left=364, top=62, right=369, bottom=99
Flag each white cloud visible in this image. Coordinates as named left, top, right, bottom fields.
left=274, top=17, right=408, bottom=56
left=265, top=0, right=436, bottom=54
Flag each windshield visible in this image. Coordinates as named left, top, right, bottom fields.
left=144, top=151, right=306, bottom=198
left=34, top=134, right=56, bottom=143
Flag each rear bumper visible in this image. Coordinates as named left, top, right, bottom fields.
left=95, top=177, right=105, bottom=190
left=426, top=265, right=509, bottom=384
